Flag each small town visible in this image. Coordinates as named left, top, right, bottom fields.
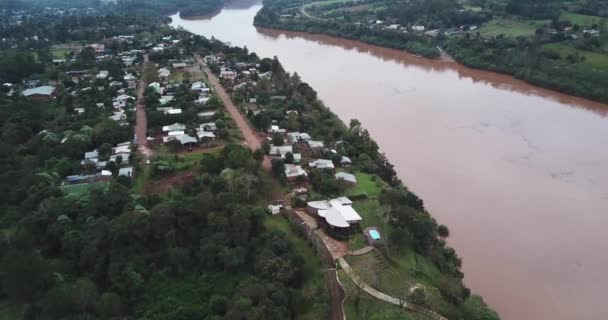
left=0, top=4, right=470, bottom=318
left=8, top=0, right=606, bottom=319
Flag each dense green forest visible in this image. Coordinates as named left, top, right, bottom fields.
left=0, top=0, right=224, bottom=17
left=254, top=0, right=608, bottom=104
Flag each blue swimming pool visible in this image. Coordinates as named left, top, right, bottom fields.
left=369, top=230, right=381, bottom=240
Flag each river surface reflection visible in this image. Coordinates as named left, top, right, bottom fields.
left=171, top=4, right=608, bottom=319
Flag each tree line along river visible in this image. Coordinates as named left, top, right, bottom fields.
left=170, top=2, right=608, bottom=319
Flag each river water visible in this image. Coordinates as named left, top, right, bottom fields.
left=170, top=4, right=608, bottom=319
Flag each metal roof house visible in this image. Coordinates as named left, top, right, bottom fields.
left=22, top=86, right=55, bottom=101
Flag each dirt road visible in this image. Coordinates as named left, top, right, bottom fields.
left=194, top=55, right=262, bottom=151
left=136, top=54, right=153, bottom=160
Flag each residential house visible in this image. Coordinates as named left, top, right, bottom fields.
left=269, top=145, right=293, bottom=157
left=197, top=111, right=216, bottom=119
left=89, top=43, right=105, bottom=53
left=220, top=68, right=237, bottom=79
left=307, top=197, right=362, bottom=232
left=307, top=140, right=325, bottom=154
left=412, top=25, right=425, bottom=31
left=335, top=172, right=357, bottom=185
left=96, top=70, right=109, bottom=80
left=158, top=68, right=171, bottom=80
left=284, top=164, right=307, bottom=182
left=21, top=86, right=55, bottom=101
left=340, top=156, right=352, bottom=167
left=195, top=96, right=210, bottom=105
left=200, top=122, right=217, bottom=132
left=309, top=159, right=335, bottom=170
left=118, top=166, right=134, bottom=178
left=149, top=82, right=162, bottom=94
left=159, top=95, right=174, bottom=105
left=162, top=123, right=186, bottom=132
left=287, top=132, right=312, bottom=144
left=173, top=62, right=187, bottom=70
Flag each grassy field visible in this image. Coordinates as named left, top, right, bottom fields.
left=392, top=248, right=442, bottom=288
left=0, top=301, right=20, bottom=320
left=60, top=181, right=109, bottom=197
left=477, top=18, right=548, bottom=38
left=561, top=12, right=606, bottom=26
left=352, top=199, right=383, bottom=229
left=462, top=4, right=482, bottom=12
left=50, top=42, right=83, bottom=59
left=345, top=171, right=386, bottom=198
left=51, top=49, right=70, bottom=59
left=347, top=232, right=368, bottom=250
left=543, top=43, right=608, bottom=70
left=343, top=171, right=388, bottom=232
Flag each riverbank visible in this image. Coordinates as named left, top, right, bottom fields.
left=253, top=1, right=608, bottom=105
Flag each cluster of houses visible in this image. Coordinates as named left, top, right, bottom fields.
left=5, top=36, right=148, bottom=186
left=207, top=54, right=364, bottom=233
left=267, top=130, right=354, bottom=185
left=263, top=114, right=363, bottom=232
left=362, top=20, right=442, bottom=37
left=67, top=141, right=135, bottom=184
left=148, top=57, right=221, bottom=148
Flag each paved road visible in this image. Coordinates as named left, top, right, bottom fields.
left=135, top=54, right=153, bottom=160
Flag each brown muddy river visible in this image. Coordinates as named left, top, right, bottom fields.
left=170, top=4, right=608, bottom=319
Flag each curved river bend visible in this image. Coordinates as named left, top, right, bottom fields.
left=171, top=4, right=608, bottom=320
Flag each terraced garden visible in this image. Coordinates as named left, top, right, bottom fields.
left=346, top=250, right=414, bottom=298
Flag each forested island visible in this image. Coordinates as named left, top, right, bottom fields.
left=254, top=0, right=608, bottom=104
left=0, top=0, right=497, bottom=319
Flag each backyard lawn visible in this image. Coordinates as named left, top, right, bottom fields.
left=51, top=49, right=70, bottom=59
left=345, top=171, right=386, bottom=198
left=561, top=12, right=606, bottom=26
left=543, top=43, right=608, bottom=70
left=0, top=301, right=20, bottom=320
left=477, top=18, right=548, bottom=38
left=60, top=181, right=109, bottom=197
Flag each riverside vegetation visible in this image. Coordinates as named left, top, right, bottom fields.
left=0, top=0, right=497, bottom=319
left=254, top=0, right=608, bottom=104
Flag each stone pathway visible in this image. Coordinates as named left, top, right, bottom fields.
left=347, top=246, right=375, bottom=256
